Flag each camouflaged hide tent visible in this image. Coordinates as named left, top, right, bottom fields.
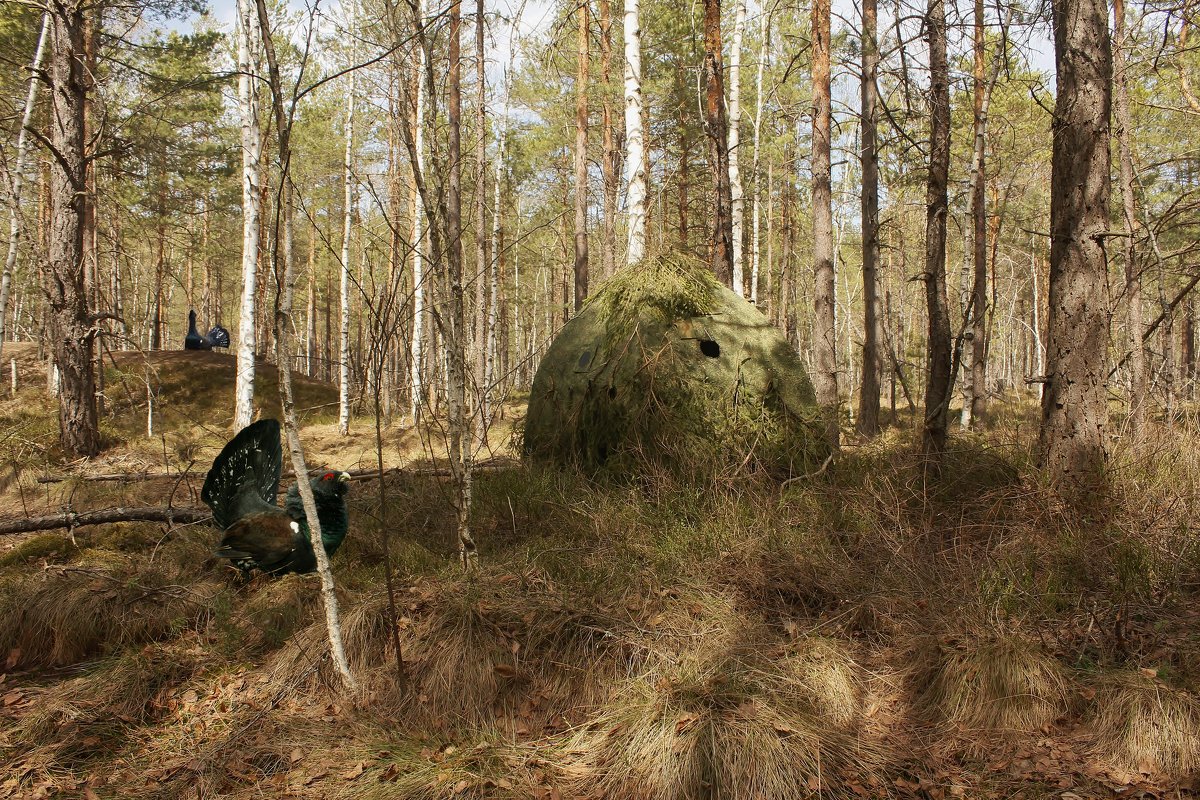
left=523, top=254, right=829, bottom=477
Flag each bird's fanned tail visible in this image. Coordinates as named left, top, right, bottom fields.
left=201, top=419, right=284, bottom=529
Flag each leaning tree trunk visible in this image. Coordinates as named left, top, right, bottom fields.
left=921, top=0, right=952, bottom=459
left=573, top=0, right=589, bottom=310
left=623, top=0, right=647, bottom=265
left=1114, top=0, right=1144, bottom=435
left=253, top=0, right=356, bottom=690
left=1039, top=0, right=1112, bottom=495
left=234, top=0, right=263, bottom=431
left=46, top=0, right=99, bottom=458
left=1, top=12, right=50, bottom=366
left=811, top=0, right=839, bottom=451
left=857, top=0, right=882, bottom=436
left=704, top=0, right=734, bottom=287
left=409, top=0, right=427, bottom=423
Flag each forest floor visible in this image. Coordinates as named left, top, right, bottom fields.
left=1, top=348, right=1200, bottom=799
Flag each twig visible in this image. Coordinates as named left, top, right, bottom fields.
left=781, top=454, right=835, bottom=487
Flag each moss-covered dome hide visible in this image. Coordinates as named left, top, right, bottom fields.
left=523, top=253, right=829, bottom=477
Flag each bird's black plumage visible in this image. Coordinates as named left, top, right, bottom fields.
left=185, top=310, right=231, bottom=350
left=202, top=419, right=351, bottom=575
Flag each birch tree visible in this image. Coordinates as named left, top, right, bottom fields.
left=409, top=0, right=427, bottom=424
left=623, top=0, right=647, bottom=265
left=728, top=0, right=746, bottom=296
left=474, top=0, right=490, bottom=422
left=234, top=0, right=264, bottom=431
left=490, top=1, right=525, bottom=395
left=252, top=0, right=356, bottom=689
left=1, top=13, right=50, bottom=366
left=1114, top=0, right=1144, bottom=435
left=598, top=0, right=618, bottom=280
left=749, top=7, right=766, bottom=304
left=963, top=0, right=987, bottom=428
left=446, top=0, right=477, bottom=567
left=338, top=2, right=357, bottom=437
left=703, top=0, right=734, bottom=287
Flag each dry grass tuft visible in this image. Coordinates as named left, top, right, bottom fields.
left=270, top=571, right=630, bottom=731
left=1090, top=671, right=1200, bottom=780
left=783, top=636, right=865, bottom=727
left=912, top=634, right=1067, bottom=738
left=572, top=615, right=885, bottom=800
left=0, top=549, right=226, bottom=668
left=238, top=572, right=324, bottom=653
left=10, top=641, right=202, bottom=763
left=335, top=735, right=554, bottom=800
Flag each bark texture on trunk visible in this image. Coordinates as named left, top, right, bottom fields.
left=338, top=21, right=356, bottom=436
left=749, top=8, right=767, bottom=304
left=728, top=0, right=746, bottom=296
left=1039, top=0, right=1111, bottom=493
left=966, top=0, right=988, bottom=427
left=623, top=0, right=646, bottom=265
left=1114, top=0, right=1144, bottom=434
left=46, top=0, right=99, bottom=458
left=704, top=0, right=734, bottom=287
left=253, top=0, right=356, bottom=691
left=922, top=0, right=952, bottom=458
left=811, top=0, right=839, bottom=450
left=598, top=0, right=618, bottom=280
left=574, top=0, right=589, bottom=310
left=446, top=0, right=477, bottom=568
left=409, top=0, right=427, bottom=422
left=1, top=13, right=50, bottom=366
left=857, top=0, right=881, bottom=436
left=475, top=0, right=490, bottom=422
left=234, top=0, right=263, bottom=431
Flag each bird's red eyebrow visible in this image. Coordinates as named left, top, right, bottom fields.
left=322, top=472, right=335, bottom=480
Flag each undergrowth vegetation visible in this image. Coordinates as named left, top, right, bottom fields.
left=3, top=401, right=1200, bottom=797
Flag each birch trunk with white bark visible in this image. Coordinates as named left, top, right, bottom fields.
left=623, top=0, right=646, bottom=265
left=234, top=0, right=264, bottom=432
left=253, top=0, right=356, bottom=690
left=338, top=11, right=357, bottom=437
left=1, top=13, right=50, bottom=366
left=409, top=0, right=427, bottom=424
left=728, top=0, right=746, bottom=297
left=749, top=8, right=766, bottom=304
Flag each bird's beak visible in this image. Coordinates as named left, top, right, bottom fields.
left=338, top=472, right=351, bottom=483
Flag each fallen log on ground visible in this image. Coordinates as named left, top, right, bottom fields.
left=35, top=457, right=520, bottom=484
left=0, top=507, right=210, bottom=536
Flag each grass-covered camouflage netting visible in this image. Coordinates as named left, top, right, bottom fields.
left=524, top=253, right=829, bottom=477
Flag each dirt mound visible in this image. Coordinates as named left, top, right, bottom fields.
left=105, top=350, right=337, bottom=435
